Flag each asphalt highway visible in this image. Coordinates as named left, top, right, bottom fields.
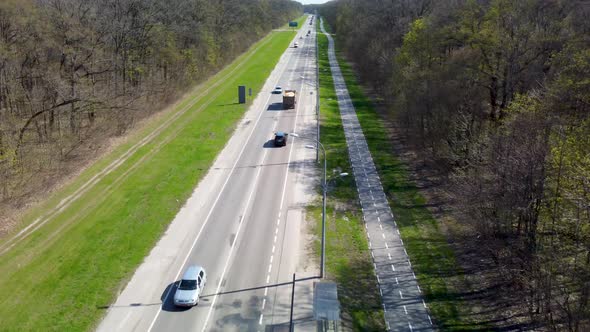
left=98, top=17, right=319, bottom=332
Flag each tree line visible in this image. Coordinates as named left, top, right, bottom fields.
left=0, top=0, right=301, bottom=205
left=318, top=0, right=589, bottom=330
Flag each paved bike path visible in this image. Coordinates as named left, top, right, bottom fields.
left=320, top=19, right=434, bottom=332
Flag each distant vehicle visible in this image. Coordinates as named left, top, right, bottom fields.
left=293, top=42, right=298, bottom=48
left=272, top=86, right=283, bottom=94
left=174, top=265, right=207, bottom=307
left=282, top=89, right=296, bottom=109
left=274, top=132, right=287, bottom=147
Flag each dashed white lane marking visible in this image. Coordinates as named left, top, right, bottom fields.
left=261, top=298, right=266, bottom=310
left=268, top=264, right=272, bottom=273
left=278, top=211, right=281, bottom=218
left=428, top=315, right=433, bottom=325
left=376, top=275, right=380, bottom=283
left=369, top=241, right=372, bottom=248
left=383, top=303, right=387, bottom=312
left=403, top=305, right=408, bottom=314
left=422, top=300, right=428, bottom=308
left=259, top=314, right=263, bottom=325
left=395, top=277, right=399, bottom=285
left=275, top=228, right=278, bottom=235
left=388, top=253, right=392, bottom=260
left=397, top=229, right=400, bottom=235
left=379, top=224, right=383, bottom=230
left=400, top=238, right=404, bottom=245
left=272, top=245, right=275, bottom=253
left=417, top=285, right=421, bottom=293
left=274, top=235, right=277, bottom=243
left=377, top=216, right=381, bottom=222
left=399, top=290, right=404, bottom=299
left=409, top=322, right=413, bottom=331
left=371, top=251, right=374, bottom=258
left=413, top=272, right=417, bottom=279
left=382, top=233, right=386, bottom=239
left=391, top=264, right=395, bottom=271
left=266, top=275, right=270, bottom=283
left=269, top=255, right=273, bottom=263
left=385, top=242, right=389, bottom=249
left=404, top=248, right=408, bottom=255
left=367, top=233, right=371, bottom=239
left=379, top=288, right=383, bottom=296
left=264, top=287, right=268, bottom=296
left=386, top=321, right=391, bottom=330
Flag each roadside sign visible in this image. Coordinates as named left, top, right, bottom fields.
left=238, top=85, right=246, bottom=103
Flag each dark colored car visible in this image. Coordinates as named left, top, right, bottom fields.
left=274, top=132, right=287, bottom=147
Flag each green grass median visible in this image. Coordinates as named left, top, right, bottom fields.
left=0, top=27, right=297, bottom=331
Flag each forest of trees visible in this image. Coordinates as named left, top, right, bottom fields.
left=319, top=0, right=589, bottom=330
left=0, top=0, right=301, bottom=207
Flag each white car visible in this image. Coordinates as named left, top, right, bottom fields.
left=272, top=86, right=283, bottom=94
left=174, top=265, right=206, bottom=307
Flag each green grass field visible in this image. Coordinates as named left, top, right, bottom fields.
left=0, top=23, right=300, bottom=331
left=328, top=27, right=480, bottom=330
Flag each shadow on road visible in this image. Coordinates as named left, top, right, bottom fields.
left=267, top=102, right=284, bottom=111
left=201, top=275, right=317, bottom=298
left=263, top=139, right=281, bottom=148
left=160, top=282, right=192, bottom=312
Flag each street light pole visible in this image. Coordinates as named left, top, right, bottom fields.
left=315, top=15, right=320, bottom=163
left=291, top=132, right=327, bottom=279
left=320, top=142, right=327, bottom=279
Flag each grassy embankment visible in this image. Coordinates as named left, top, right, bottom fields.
left=0, top=20, right=302, bottom=331
left=312, top=21, right=480, bottom=330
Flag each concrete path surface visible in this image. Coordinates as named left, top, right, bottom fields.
left=320, top=19, right=434, bottom=332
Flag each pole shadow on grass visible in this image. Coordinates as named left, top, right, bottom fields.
left=217, top=102, right=241, bottom=107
